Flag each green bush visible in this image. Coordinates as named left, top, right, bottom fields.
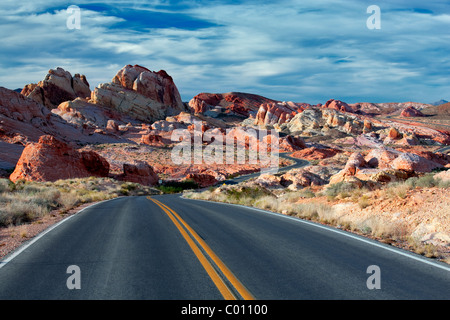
left=157, top=179, right=199, bottom=194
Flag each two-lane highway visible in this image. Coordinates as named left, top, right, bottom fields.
left=0, top=194, right=448, bottom=300
left=0, top=197, right=224, bottom=300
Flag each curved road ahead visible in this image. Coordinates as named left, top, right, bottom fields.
left=0, top=193, right=448, bottom=300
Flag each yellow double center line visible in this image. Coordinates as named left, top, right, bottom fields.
left=148, top=197, right=254, bottom=301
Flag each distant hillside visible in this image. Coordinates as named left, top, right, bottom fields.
left=420, top=101, right=450, bottom=117
left=431, top=100, right=448, bottom=106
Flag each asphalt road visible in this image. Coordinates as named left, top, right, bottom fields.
left=0, top=194, right=449, bottom=300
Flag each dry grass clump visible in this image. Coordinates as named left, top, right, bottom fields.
left=383, top=173, right=450, bottom=200
left=0, top=177, right=159, bottom=227
left=185, top=186, right=334, bottom=222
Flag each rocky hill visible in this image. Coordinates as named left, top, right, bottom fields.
left=1, top=65, right=449, bottom=188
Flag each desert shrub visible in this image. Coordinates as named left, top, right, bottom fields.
left=358, top=217, right=409, bottom=240
left=324, top=182, right=358, bottom=200
left=399, top=173, right=450, bottom=190
left=158, top=180, right=199, bottom=194
left=280, top=189, right=315, bottom=203
left=299, top=189, right=316, bottom=199
left=254, top=195, right=278, bottom=211
left=59, top=191, right=80, bottom=210
left=0, top=179, right=10, bottom=193
left=225, top=187, right=270, bottom=202
left=291, top=202, right=334, bottom=221
left=407, top=237, right=440, bottom=258
left=358, top=195, right=371, bottom=209
left=0, top=201, right=46, bottom=227
left=385, top=181, right=411, bottom=199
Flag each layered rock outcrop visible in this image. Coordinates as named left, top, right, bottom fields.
left=52, top=98, right=126, bottom=130
left=279, top=135, right=306, bottom=152
left=188, top=92, right=278, bottom=117
left=21, top=68, right=91, bottom=109
left=254, top=102, right=310, bottom=126
left=91, top=65, right=185, bottom=122
left=322, top=99, right=355, bottom=113
left=283, top=107, right=366, bottom=136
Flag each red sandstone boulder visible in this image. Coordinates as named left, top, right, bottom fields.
left=120, top=160, right=159, bottom=186
left=9, top=135, right=109, bottom=182
left=106, top=119, right=120, bottom=133
left=280, top=169, right=326, bottom=190
left=188, top=97, right=208, bottom=113
left=185, top=173, right=218, bottom=188
left=140, top=132, right=165, bottom=147
left=279, top=135, right=306, bottom=152
left=346, top=152, right=366, bottom=168
left=365, top=148, right=401, bottom=169
left=388, top=127, right=402, bottom=140
left=401, top=106, right=424, bottom=117
left=290, top=147, right=340, bottom=160
left=391, top=153, right=442, bottom=173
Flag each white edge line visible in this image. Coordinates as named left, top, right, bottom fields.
left=0, top=197, right=121, bottom=270
left=180, top=195, right=450, bottom=272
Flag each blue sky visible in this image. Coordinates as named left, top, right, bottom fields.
left=0, top=0, right=449, bottom=104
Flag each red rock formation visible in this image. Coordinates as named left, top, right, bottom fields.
left=402, top=150, right=450, bottom=167
left=280, top=170, right=326, bottom=189
left=188, top=92, right=278, bottom=117
left=91, top=65, right=185, bottom=122
left=0, top=87, right=50, bottom=124
left=254, top=102, right=309, bottom=126
left=21, top=68, right=91, bottom=109
left=346, top=152, right=367, bottom=168
left=290, top=147, right=341, bottom=160
left=113, top=64, right=184, bottom=112
left=0, top=86, right=123, bottom=169
left=9, top=135, right=109, bottom=182
left=188, top=97, right=208, bottom=113
left=322, top=99, right=354, bottom=113
left=185, top=173, right=218, bottom=188
left=392, top=153, right=442, bottom=173
left=388, top=127, right=401, bottom=140
left=106, top=120, right=120, bottom=133
left=140, top=132, right=165, bottom=147
left=365, top=148, right=401, bottom=169
left=120, top=160, right=159, bottom=186
left=363, top=120, right=373, bottom=133
left=279, top=135, right=306, bottom=152
left=401, top=106, right=424, bottom=117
